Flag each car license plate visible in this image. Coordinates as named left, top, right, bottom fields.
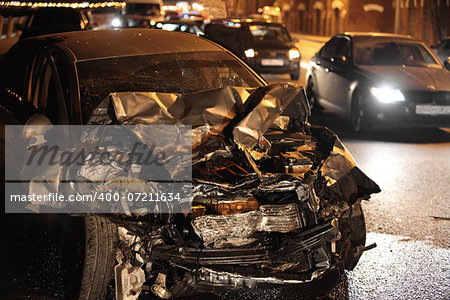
left=415, top=105, right=450, bottom=115
left=261, top=59, right=284, bottom=66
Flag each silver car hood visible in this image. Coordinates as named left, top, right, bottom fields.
left=358, top=65, right=450, bottom=91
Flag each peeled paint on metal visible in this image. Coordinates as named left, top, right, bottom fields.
left=232, top=83, right=303, bottom=152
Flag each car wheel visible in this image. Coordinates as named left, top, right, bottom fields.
left=351, top=91, right=372, bottom=132
left=306, top=79, right=324, bottom=112
left=78, top=215, right=118, bottom=300
left=290, top=71, right=300, bottom=80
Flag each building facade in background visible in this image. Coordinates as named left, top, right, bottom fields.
left=278, top=0, right=449, bottom=45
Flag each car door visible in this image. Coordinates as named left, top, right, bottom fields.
left=324, top=36, right=354, bottom=113
left=312, top=37, right=340, bottom=109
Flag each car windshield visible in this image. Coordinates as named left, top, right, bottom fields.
left=248, top=24, right=291, bottom=42
left=353, top=37, right=441, bottom=67
left=76, top=51, right=263, bottom=119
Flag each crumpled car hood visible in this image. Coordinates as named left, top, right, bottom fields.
left=89, top=82, right=379, bottom=202
left=90, top=82, right=308, bottom=151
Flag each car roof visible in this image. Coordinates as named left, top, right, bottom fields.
left=343, top=32, right=413, bottom=39
left=20, top=29, right=223, bottom=62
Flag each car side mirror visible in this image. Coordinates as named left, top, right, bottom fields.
left=22, top=113, right=53, bottom=139
left=444, top=57, right=450, bottom=71
left=331, top=55, right=347, bottom=64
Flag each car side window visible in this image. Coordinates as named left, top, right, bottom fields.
left=336, top=38, right=351, bottom=58
left=320, top=37, right=351, bottom=60
left=28, top=54, right=68, bottom=124
left=320, top=38, right=340, bottom=60
left=50, top=52, right=72, bottom=120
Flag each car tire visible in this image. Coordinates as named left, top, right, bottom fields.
left=290, top=72, right=300, bottom=80
left=351, top=90, right=372, bottom=132
left=78, top=215, right=118, bottom=300
left=306, top=79, right=324, bottom=112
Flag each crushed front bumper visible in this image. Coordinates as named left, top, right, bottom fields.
left=366, top=100, right=450, bottom=128
left=150, top=223, right=338, bottom=296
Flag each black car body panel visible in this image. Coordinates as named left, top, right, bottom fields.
left=205, top=20, right=301, bottom=78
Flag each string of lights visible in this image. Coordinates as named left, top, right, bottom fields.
left=0, top=1, right=126, bottom=8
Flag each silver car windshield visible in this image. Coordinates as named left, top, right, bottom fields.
left=354, top=37, right=442, bottom=68
left=76, top=51, right=263, bottom=116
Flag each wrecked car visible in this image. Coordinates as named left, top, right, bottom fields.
left=0, top=29, right=380, bottom=299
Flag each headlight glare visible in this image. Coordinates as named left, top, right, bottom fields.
left=111, top=18, right=122, bottom=28
left=370, top=87, right=405, bottom=103
left=244, top=48, right=255, bottom=58
left=288, top=48, right=300, bottom=59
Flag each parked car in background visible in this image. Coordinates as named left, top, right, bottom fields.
left=432, top=37, right=450, bottom=66
left=125, top=0, right=163, bottom=28
left=88, top=7, right=127, bottom=29
left=0, top=29, right=379, bottom=299
left=306, top=32, right=450, bottom=132
left=18, top=7, right=89, bottom=40
left=152, top=20, right=204, bottom=36
left=205, top=20, right=301, bottom=80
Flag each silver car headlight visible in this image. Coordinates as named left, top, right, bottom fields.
left=370, top=87, right=405, bottom=103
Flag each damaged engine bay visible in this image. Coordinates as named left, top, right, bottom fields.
left=82, top=82, right=380, bottom=299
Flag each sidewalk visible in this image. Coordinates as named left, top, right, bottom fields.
left=291, top=33, right=330, bottom=44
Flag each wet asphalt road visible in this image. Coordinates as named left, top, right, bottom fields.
left=311, top=112, right=450, bottom=300
left=264, top=63, right=450, bottom=299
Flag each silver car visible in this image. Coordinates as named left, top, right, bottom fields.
left=306, top=33, right=450, bottom=132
